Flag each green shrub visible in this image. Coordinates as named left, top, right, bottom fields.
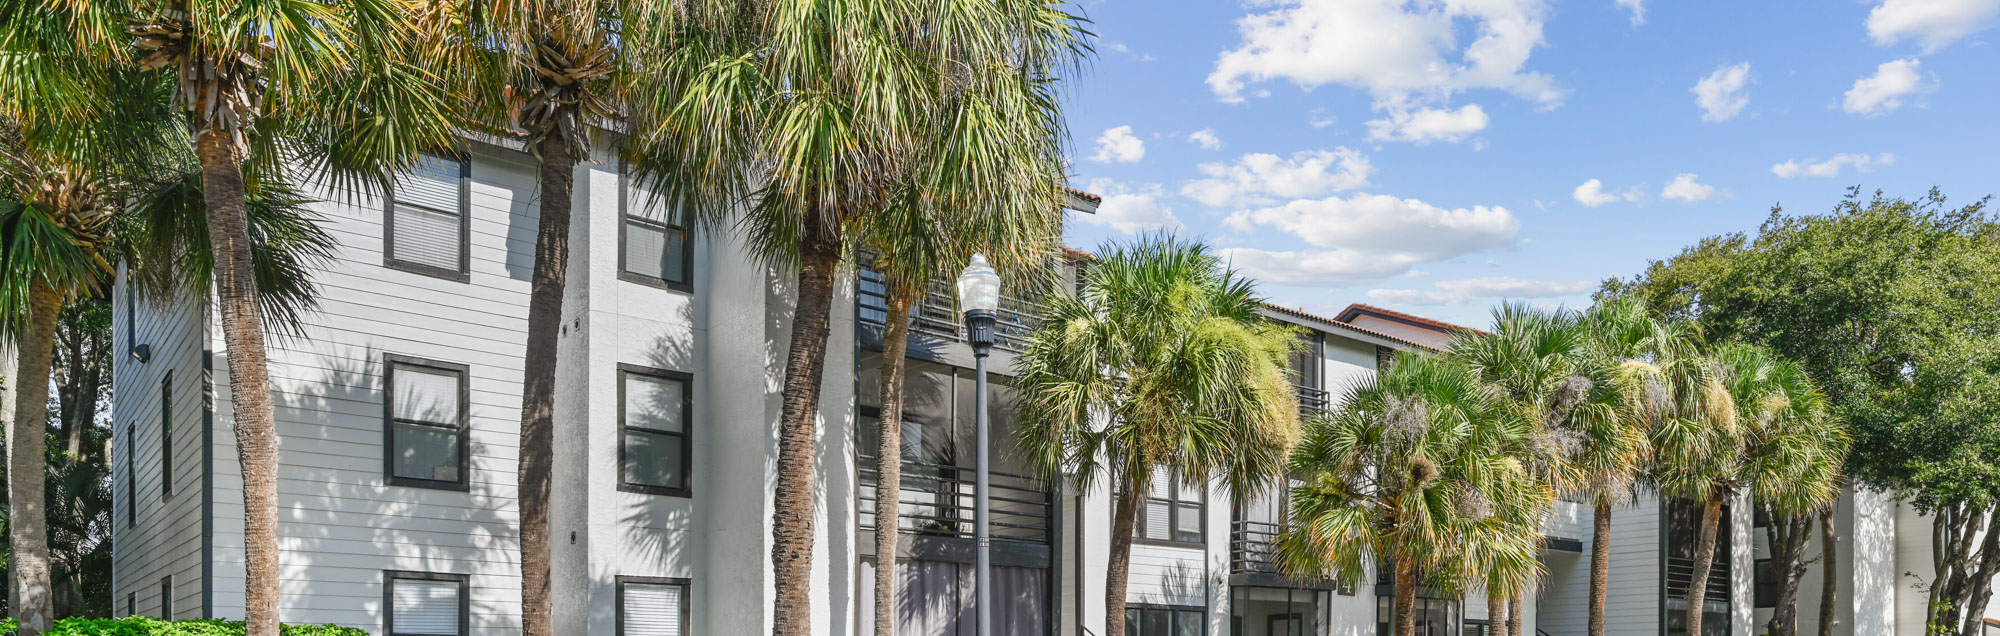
left=37, top=618, right=364, bottom=636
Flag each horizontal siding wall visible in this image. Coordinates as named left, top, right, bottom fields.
left=111, top=265, right=211, bottom=621
left=210, top=142, right=547, bottom=635
left=1605, top=493, right=1662, bottom=636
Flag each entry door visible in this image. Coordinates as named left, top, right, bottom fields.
left=1267, top=613, right=1304, bottom=636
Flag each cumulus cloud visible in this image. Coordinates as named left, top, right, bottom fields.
left=1369, top=276, right=1596, bottom=306
left=1771, top=153, right=1897, bottom=178
left=1188, top=129, right=1223, bottom=151
left=1659, top=173, right=1716, bottom=202
left=1181, top=148, right=1374, bottom=207
left=1615, top=0, right=1646, bottom=25
left=1219, top=248, right=1425, bottom=287
left=1843, top=59, right=1935, bottom=117
left=1074, top=179, right=1181, bottom=234
left=1692, top=63, right=1752, bottom=122
left=1223, top=193, right=1520, bottom=261
left=1867, top=0, right=2000, bottom=53
left=1309, top=108, right=1337, bottom=128
left=1365, top=104, right=1491, bottom=144
left=1088, top=125, right=1146, bottom=163
left=1572, top=179, right=1638, bottom=207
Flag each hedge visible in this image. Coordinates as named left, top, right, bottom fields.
left=1, top=618, right=364, bottom=636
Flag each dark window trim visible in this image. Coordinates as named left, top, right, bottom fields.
left=383, top=152, right=473, bottom=283
left=616, top=160, right=695, bottom=293
left=615, top=575, right=691, bottom=636
left=1124, top=603, right=1206, bottom=636
left=383, top=570, right=470, bottom=636
left=616, top=364, right=694, bottom=498
left=161, top=370, right=174, bottom=500
left=159, top=575, right=172, bottom=619
left=125, top=425, right=136, bottom=528
left=1134, top=471, right=1208, bottom=548
left=382, top=353, right=472, bottom=491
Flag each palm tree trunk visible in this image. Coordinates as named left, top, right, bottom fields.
left=1488, top=590, right=1508, bottom=636
left=1393, top=556, right=1418, bottom=636
left=1819, top=508, right=1835, bottom=636
left=1104, top=472, right=1144, bottom=636
left=197, top=127, right=281, bottom=636
left=1768, top=513, right=1813, bottom=636
left=1590, top=499, right=1612, bottom=636
left=1683, top=495, right=1724, bottom=636
left=8, top=283, right=62, bottom=635
left=1508, top=594, right=1525, bottom=635
left=871, top=290, right=916, bottom=636
left=772, top=234, right=842, bottom=636
left=519, top=133, right=576, bottom=636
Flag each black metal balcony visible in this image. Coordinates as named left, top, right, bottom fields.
left=857, top=264, right=1043, bottom=354
left=1664, top=555, right=1731, bottom=600
left=1295, top=384, right=1329, bottom=417
left=857, top=455, right=1054, bottom=546
left=1231, top=519, right=1286, bottom=574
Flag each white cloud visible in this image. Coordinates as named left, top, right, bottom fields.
left=1659, top=173, right=1716, bottom=202
left=1181, top=148, right=1375, bottom=207
left=1220, top=248, right=1426, bottom=287
left=1309, top=108, right=1337, bottom=128
left=1088, top=125, right=1146, bottom=163
left=1572, top=179, right=1638, bottom=207
left=1223, top=193, right=1520, bottom=261
left=1365, top=104, right=1491, bottom=144
left=1843, top=58, right=1936, bottom=117
left=1206, top=0, right=1564, bottom=110
left=1075, top=178, right=1181, bottom=235
left=1867, top=0, right=2000, bottom=53
left=1692, top=62, right=1752, bottom=122
left=1615, top=0, right=1646, bottom=25
left=1771, top=153, right=1897, bottom=178
left=1368, top=276, right=1596, bottom=306
left=1188, top=129, right=1223, bottom=151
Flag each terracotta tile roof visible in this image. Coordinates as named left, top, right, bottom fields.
left=1060, top=246, right=1097, bottom=262
left=1065, top=187, right=1102, bottom=204
left=1335, top=302, right=1484, bottom=335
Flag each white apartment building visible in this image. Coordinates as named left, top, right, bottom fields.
left=110, top=135, right=1986, bottom=636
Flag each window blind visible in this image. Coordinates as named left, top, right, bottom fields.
left=391, top=578, right=460, bottom=635
left=621, top=583, right=684, bottom=636
left=393, top=365, right=460, bottom=424
left=391, top=155, right=464, bottom=272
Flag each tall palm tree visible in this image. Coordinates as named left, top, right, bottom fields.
left=849, top=55, right=1072, bottom=636
left=1572, top=297, right=1689, bottom=636
left=3, top=0, right=459, bottom=631
left=1014, top=235, right=1298, bottom=636
left=1279, top=350, right=1547, bottom=636
left=631, top=3, right=1088, bottom=632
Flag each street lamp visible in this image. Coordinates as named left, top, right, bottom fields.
left=956, top=253, right=1000, bottom=636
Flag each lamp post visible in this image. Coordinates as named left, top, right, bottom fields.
left=956, top=253, right=1001, bottom=636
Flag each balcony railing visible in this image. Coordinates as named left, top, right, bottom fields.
left=1664, top=555, right=1731, bottom=600
left=858, top=456, right=1054, bottom=546
left=1295, top=384, right=1329, bottom=417
left=1231, top=519, right=1286, bottom=574
left=857, top=265, right=1042, bottom=353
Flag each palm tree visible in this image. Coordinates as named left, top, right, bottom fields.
left=1014, top=235, right=1298, bottom=636
left=3, top=0, right=459, bottom=630
left=1279, top=350, right=1546, bottom=636
left=629, top=3, right=1088, bottom=632
left=848, top=54, right=1072, bottom=636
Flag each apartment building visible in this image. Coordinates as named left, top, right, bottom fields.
left=109, top=133, right=1983, bottom=636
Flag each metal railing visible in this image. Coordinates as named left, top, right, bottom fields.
left=1231, top=519, right=1286, bottom=574
left=1295, top=384, right=1329, bottom=417
left=857, top=455, right=1054, bottom=545
left=857, top=265, right=1042, bottom=354
left=1664, top=555, right=1731, bottom=600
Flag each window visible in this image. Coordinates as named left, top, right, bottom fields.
left=618, top=162, right=693, bottom=291
left=127, top=592, right=135, bottom=617
left=1125, top=605, right=1203, bottom=636
left=1138, top=471, right=1204, bottom=545
left=383, top=355, right=470, bottom=490
left=619, top=365, right=692, bottom=497
left=1753, top=508, right=1777, bottom=608
left=385, top=154, right=470, bottom=281
left=125, top=426, right=135, bottom=527
left=160, top=575, right=172, bottom=619
left=1376, top=596, right=1458, bottom=636
left=385, top=571, right=468, bottom=636
left=617, top=577, right=690, bottom=636
left=161, top=371, right=173, bottom=499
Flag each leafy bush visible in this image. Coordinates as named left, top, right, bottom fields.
left=34, top=618, right=364, bottom=636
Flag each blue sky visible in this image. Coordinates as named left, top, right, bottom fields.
left=1056, top=0, right=2000, bottom=328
